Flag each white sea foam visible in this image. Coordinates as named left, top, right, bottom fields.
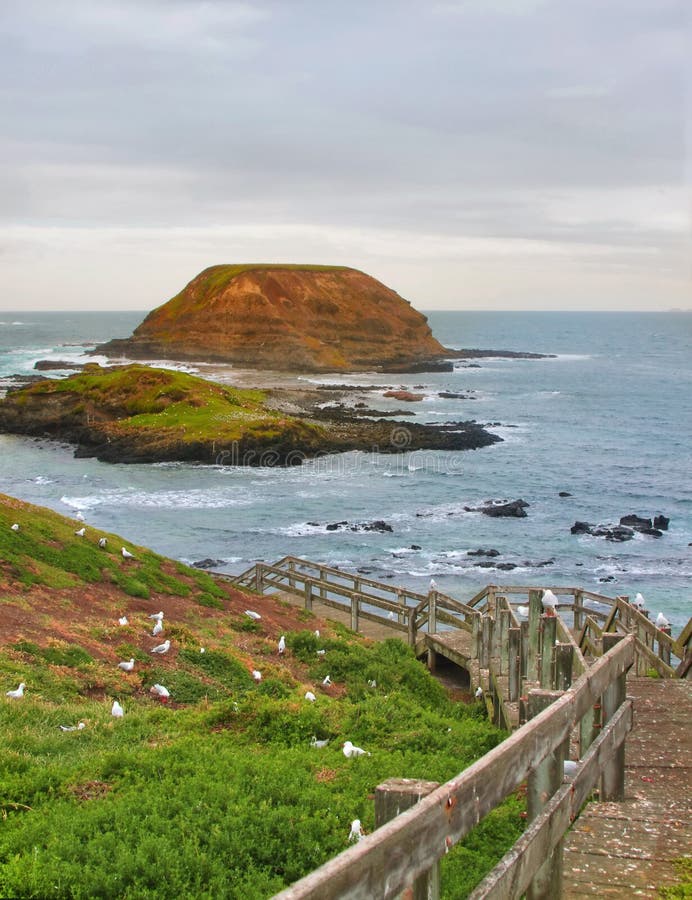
left=60, top=488, right=257, bottom=510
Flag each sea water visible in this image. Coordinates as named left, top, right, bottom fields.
left=0, top=310, right=690, bottom=630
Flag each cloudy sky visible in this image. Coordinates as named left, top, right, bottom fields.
left=1, top=0, right=689, bottom=311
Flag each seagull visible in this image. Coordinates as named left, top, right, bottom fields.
left=252, top=670, right=262, bottom=682
left=322, top=675, right=332, bottom=687
left=387, top=610, right=396, bottom=620
left=563, top=760, right=578, bottom=779
left=151, top=640, right=171, bottom=654
left=98, top=538, right=107, bottom=548
left=149, top=684, right=170, bottom=701
left=118, top=658, right=135, bottom=672
left=314, top=630, right=320, bottom=639
left=655, top=612, right=670, bottom=629
left=475, top=686, right=483, bottom=700
left=148, top=611, right=164, bottom=621
left=59, top=722, right=86, bottom=732
left=367, top=679, right=377, bottom=688
left=278, top=636, right=286, bottom=654
left=152, top=620, right=163, bottom=637
left=74, top=527, right=86, bottom=537
left=117, top=616, right=129, bottom=626
left=310, top=736, right=329, bottom=748
left=200, top=647, right=205, bottom=654
left=75, top=511, right=85, bottom=521
left=244, top=610, right=261, bottom=620
left=121, top=547, right=135, bottom=559
left=429, top=578, right=438, bottom=591
left=111, top=700, right=124, bottom=718
left=348, top=819, right=365, bottom=843
left=10, top=523, right=20, bottom=532
left=516, top=605, right=529, bottom=618
left=6, top=682, right=25, bottom=699
left=632, top=592, right=646, bottom=610
left=305, top=691, right=316, bottom=702
left=343, top=740, right=370, bottom=758
left=316, top=649, right=326, bottom=657
left=542, top=590, right=558, bottom=615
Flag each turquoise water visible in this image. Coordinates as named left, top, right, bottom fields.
left=0, top=310, right=690, bottom=630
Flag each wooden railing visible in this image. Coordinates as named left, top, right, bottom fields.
left=273, top=635, right=636, bottom=900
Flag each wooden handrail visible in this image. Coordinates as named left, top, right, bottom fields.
left=273, top=637, right=635, bottom=900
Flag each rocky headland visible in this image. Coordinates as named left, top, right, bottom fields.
left=0, top=364, right=501, bottom=464
left=96, top=264, right=553, bottom=373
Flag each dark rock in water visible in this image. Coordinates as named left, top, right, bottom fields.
left=34, top=360, right=84, bottom=371
left=599, top=575, right=616, bottom=583
left=620, top=514, right=652, bottom=531
left=640, top=527, right=663, bottom=537
left=326, top=520, right=393, bottom=533
left=653, top=515, right=669, bottom=531
left=467, top=548, right=501, bottom=557
left=307, top=521, right=321, bottom=527
left=192, top=558, right=225, bottom=569
left=478, top=499, right=529, bottom=518
left=600, top=526, right=634, bottom=542
left=558, top=491, right=572, bottom=498
left=438, top=391, right=467, bottom=399
left=326, top=521, right=348, bottom=531
left=410, top=544, right=422, bottom=550
left=495, top=562, right=518, bottom=571
left=571, top=521, right=594, bottom=535
left=527, top=559, right=555, bottom=568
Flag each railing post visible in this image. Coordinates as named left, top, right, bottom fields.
left=526, top=590, right=542, bottom=682
left=520, top=620, right=529, bottom=680
left=397, top=589, right=406, bottom=625
left=408, top=609, right=417, bottom=648
left=374, top=778, right=441, bottom=900
left=288, top=559, right=296, bottom=591
left=554, top=643, right=574, bottom=690
left=471, top=613, right=481, bottom=659
left=480, top=614, right=492, bottom=669
left=527, top=689, right=565, bottom=900
left=255, top=563, right=264, bottom=593
left=508, top=626, right=521, bottom=702
left=319, top=566, right=326, bottom=599
left=635, top=616, right=648, bottom=676
left=304, top=578, right=313, bottom=611
left=659, top=625, right=672, bottom=666
left=601, top=633, right=628, bottom=801
left=351, top=596, right=359, bottom=633
left=540, top=615, right=557, bottom=688
left=573, top=589, right=583, bottom=633
left=428, top=591, right=437, bottom=636
left=499, top=606, right=509, bottom=675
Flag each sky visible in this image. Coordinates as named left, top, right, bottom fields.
left=0, top=0, right=689, bottom=312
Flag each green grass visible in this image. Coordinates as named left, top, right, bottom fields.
left=659, top=858, right=692, bottom=898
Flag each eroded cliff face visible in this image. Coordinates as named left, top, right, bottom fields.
left=98, top=265, right=447, bottom=372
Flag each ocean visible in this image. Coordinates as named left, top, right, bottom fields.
left=1, top=310, right=690, bottom=631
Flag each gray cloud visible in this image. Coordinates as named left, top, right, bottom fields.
left=0, top=0, right=688, bottom=310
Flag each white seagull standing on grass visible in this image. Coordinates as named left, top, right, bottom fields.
left=322, top=675, right=332, bottom=687
left=111, top=700, right=124, bottom=718
left=98, top=537, right=107, bottom=548
left=348, top=819, right=365, bottom=843
left=149, top=611, right=164, bottom=621
left=121, top=547, right=135, bottom=559
left=278, top=636, right=286, bottom=655
left=74, top=527, right=86, bottom=537
left=151, top=640, right=171, bottom=654
left=343, top=740, right=370, bottom=758
left=310, top=736, right=329, bottom=748
left=152, top=620, right=163, bottom=637
left=118, top=616, right=129, bottom=626
left=6, top=683, right=25, bottom=699
left=118, top=658, right=135, bottom=672
left=244, top=610, right=261, bottom=620
left=11, top=523, right=20, bottom=532
left=304, top=691, right=316, bottom=702
left=59, top=722, right=86, bottom=732
left=149, top=684, right=170, bottom=701
left=252, top=670, right=262, bottom=682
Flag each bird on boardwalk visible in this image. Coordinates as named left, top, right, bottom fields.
left=118, top=658, right=135, bottom=672
left=655, top=612, right=670, bottom=629
left=118, top=616, right=129, bottom=626
left=387, top=610, right=396, bottom=620
left=74, top=527, right=86, bottom=537
left=516, top=605, right=529, bottom=618
left=541, top=590, right=558, bottom=615
left=632, top=593, right=646, bottom=610
left=252, top=670, right=262, bottom=682
left=98, top=537, right=107, bottom=548
left=429, top=578, right=438, bottom=591
left=149, top=684, right=170, bottom=701
left=121, top=547, right=135, bottom=559
left=563, top=760, right=578, bottom=779
left=475, top=686, right=484, bottom=700
left=348, top=819, right=365, bottom=843
left=10, top=523, right=20, bottom=532
left=305, top=691, right=316, bottom=702
left=278, top=635, right=286, bottom=654
left=343, top=740, right=370, bottom=758
left=152, top=620, right=163, bottom=637
left=322, top=675, right=332, bottom=687
left=59, top=722, right=86, bottom=732
left=6, top=682, right=25, bottom=699
left=151, top=640, right=171, bottom=654
left=310, top=736, right=329, bottom=749
left=111, top=700, right=124, bottom=718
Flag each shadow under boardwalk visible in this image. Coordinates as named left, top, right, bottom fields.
left=562, top=678, right=692, bottom=898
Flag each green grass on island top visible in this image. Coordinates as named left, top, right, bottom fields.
left=0, top=494, right=523, bottom=899
left=8, top=364, right=325, bottom=446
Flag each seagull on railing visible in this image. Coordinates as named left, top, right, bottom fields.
left=348, top=819, right=365, bottom=843
left=516, top=605, right=529, bottom=618
left=655, top=612, right=670, bottom=629
left=563, top=760, right=578, bottom=780
left=542, top=590, right=558, bottom=615
left=429, top=578, right=438, bottom=591
left=632, top=593, right=646, bottom=610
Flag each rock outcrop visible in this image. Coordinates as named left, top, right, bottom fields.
left=97, top=264, right=448, bottom=373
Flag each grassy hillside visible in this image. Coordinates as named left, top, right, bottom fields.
left=0, top=494, right=523, bottom=898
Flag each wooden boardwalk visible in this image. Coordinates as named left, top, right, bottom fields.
left=563, top=678, right=692, bottom=898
